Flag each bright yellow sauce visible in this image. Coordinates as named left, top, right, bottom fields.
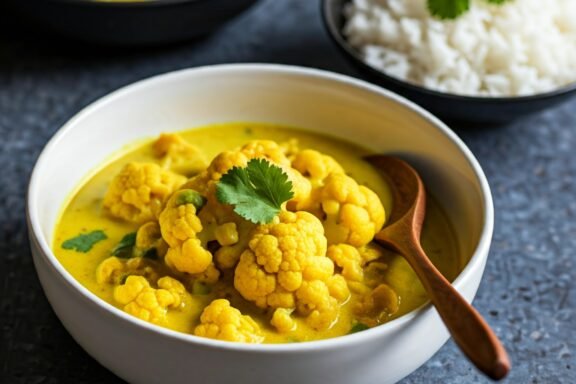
left=52, top=123, right=462, bottom=343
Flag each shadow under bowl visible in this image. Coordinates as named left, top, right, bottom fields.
left=6, top=0, right=258, bottom=46
left=322, top=0, right=576, bottom=125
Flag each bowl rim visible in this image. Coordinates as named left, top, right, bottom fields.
left=27, top=63, right=494, bottom=353
left=321, top=0, right=576, bottom=103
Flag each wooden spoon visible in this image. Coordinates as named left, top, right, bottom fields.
left=365, top=154, right=510, bottom=380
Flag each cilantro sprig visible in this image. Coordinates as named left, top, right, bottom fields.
left=428, top=0, right=511, bottom=19
left=61, top=230, right=107, bottom=253
left=216, top=158, right=294, bottom=224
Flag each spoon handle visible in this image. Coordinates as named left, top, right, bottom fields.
left=395, top=240, right=510, bottom=380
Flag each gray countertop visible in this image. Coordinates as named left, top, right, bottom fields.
left=0, top=1, right=574, bottom=383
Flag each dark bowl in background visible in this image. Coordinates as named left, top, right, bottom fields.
left=322, top=0, right=576, bottom=124
left=7, top=0, right=258, bottom=46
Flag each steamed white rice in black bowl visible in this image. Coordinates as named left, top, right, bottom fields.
left=322, top=0, right=576, bottom=123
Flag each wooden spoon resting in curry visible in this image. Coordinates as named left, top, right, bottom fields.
left=365, top=155, right=510, bottom=381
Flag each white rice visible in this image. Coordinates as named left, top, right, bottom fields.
left=343, top=0, right=576, bottom=96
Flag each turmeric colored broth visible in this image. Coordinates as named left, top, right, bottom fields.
left=53, top=122, right=461, bottom=343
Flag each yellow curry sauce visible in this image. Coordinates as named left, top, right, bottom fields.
left=53, top=123, right=461, bottom=343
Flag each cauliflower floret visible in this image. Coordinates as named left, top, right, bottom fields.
left=96, top=256, right=159, bottom=285
left=289, top=149, right=386, bottom=245
left=280, top=138, right=299, bottom=158
left=270, top=308, right=296, bottom=333
left=214, top=222, right=239, bottom=246
left=237, top=140, right=292, bottom=168
left=359, top=243, right=385, bottom=264
left=103, top=162, right=186, bottom=224
left=194, top=299, right=263, bottom=343
left=327, top=243, right=389, bottom=294
left=96, top=256, right=126, bottom=284
left=196, top=202, right=255, bottom=270
left=159, top=190, right=214, bottom=276
left=234, top=211, right=326, bottom=307
left=363, top=261, right=389, bottom=287
left=113, top=275, right=187, bottom=324
left=296, top=280, right=340, bottom=331
left=153, top=133, right=208, bottom=176
left=285, top=168, right=312, bottom=210
left=327, top=244, right=364, bottom=282
left=288, top=149, right=345, bottom=212
left=354, top=283, right=400, bottom=327
left=319, top=173, right=386, bottom=247
left=133, top=221, right=168, bottom=259
left=291, top=149, right=345, bottom=186
left=192, top=263, right=221, bottom=284
left=234, top=211, right=349, bottom=330
left=164, top=240, right=212, bottom=275
left=325, top=274, right=350, bottom=302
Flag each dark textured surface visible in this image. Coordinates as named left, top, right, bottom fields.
left=0, top=1, right=574, bottom=383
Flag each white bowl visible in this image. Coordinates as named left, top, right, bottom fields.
left=27, top=64, right=494, bottom=384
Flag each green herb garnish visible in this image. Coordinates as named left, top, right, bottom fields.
left=216, top=158, right=294, bottom=224
left=348, top=323, right=370, bottom=334
left=175, top=189, right=206, bottom=210
left=62, top=230, right=107, bottom=253
left=111, top=232, right=137, bottom=258
left=428, top=0, right=510, bottom=19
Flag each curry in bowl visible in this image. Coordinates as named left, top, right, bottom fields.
left=53, top=122, right=461, bottom=343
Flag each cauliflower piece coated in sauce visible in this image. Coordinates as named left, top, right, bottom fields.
left=292, top=149, right=345, bottom=186
left=194, top=299, right=263, bottom=343
left=354, top=283, right=400, bottom=327
left=159, top=190, right=215, bottom=277
left=291, top=150, right=386, bottom=247
left=134, top=221, right=168, bottom=259
left=113, top=275, right=188, bottom=325
left=320, top=173, right=386, bottom=247
left=96, top=256, right=159, bottom=285
left=234, top=211, right=350, bottom=331
left=153, top=133, right=208, bottom=176
left=327, top=243, right=386, bottom=284
left=103, top=162, right=186, bottom=224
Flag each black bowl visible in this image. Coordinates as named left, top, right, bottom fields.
left=322, top=0, right=576, bottom=124
left=7, top=0, right=258, bottom=46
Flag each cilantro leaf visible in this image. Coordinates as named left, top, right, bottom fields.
left=216, top=158, right=294, bottom=224
left=62, top=230, right=107, bottom=253
left=111, top=232, right=137, bottom=258
left=428, top=0, right=470, bottom=19
left=348, top=322, right=370, bottom=334
left=428, top=0, right=511, bottom=19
